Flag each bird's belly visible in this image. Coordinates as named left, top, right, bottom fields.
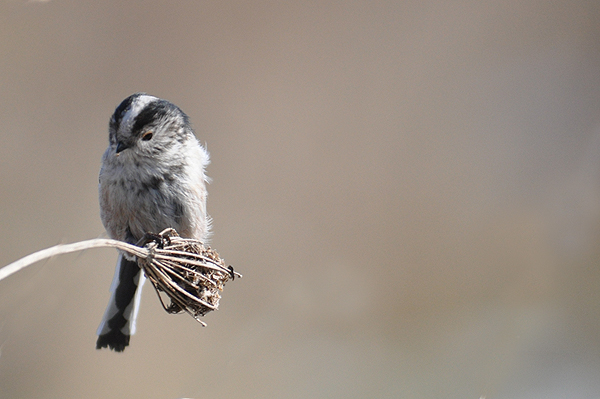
left=100, top=177, right=192, bottom=244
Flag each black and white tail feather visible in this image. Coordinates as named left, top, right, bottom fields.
left=96, top=93, right=210, bottom=351
left=96, top=255, right=145, bottom=351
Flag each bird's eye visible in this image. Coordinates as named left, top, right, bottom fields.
left=141, top=131, right=153, bottom=141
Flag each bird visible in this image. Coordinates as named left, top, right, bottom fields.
left=96, top=93, right=210, bottom=351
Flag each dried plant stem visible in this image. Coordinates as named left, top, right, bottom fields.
left=0, top=229, right=240, bottom=325
left=0, top=238, right=146, bottom=283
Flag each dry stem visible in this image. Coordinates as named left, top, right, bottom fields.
left=0, top=229, right=240, bottom=325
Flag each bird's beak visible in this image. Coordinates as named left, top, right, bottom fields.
left=116, top=141, right=130, bottom=154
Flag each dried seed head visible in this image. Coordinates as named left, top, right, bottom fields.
left=137, top=228, right=241, bottom=326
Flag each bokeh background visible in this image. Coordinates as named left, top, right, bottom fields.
left=1, top=1, right=600, bottom=398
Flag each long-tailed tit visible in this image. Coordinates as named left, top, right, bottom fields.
left=96, top=93, right=210, bottom=351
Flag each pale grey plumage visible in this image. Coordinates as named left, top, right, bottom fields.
left=96, top=93, right=210, bottom=351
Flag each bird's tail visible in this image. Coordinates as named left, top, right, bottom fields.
left=96, top=253, right=146, bottom=352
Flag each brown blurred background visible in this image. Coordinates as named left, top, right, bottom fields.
left=1, top=1, right=600, bottom=398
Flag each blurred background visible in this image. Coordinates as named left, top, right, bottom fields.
left=0, top=1, right=600, bottom=398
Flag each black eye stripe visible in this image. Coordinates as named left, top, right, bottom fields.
left=109, top=94, right=191, bottom=145
left=132, top=101, right=168, bottom=137
left=111, top=93, right=145, bottom=130
left=131, top=99, right=188, bottom=138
